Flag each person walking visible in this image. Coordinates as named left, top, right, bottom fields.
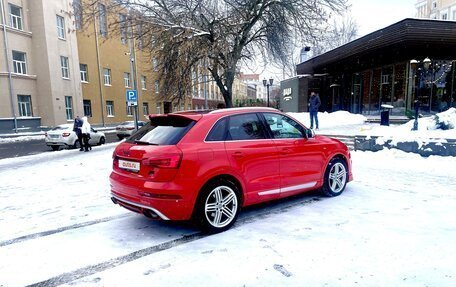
left=73, top=116, right=83, bottom=151
left=309, top=91, right=321, bottom=130
left=80, top=116, right=91, bottom=152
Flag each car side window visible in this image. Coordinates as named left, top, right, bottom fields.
left=263, top=113, right=305, bottom=139
left=226, top=113, right=267, bottom=141
left=206, top=118, right=228, bottom=141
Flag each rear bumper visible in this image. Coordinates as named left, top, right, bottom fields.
left=45, top=141, right=70, bottom=147
left=111, top=193, right=170, bottom=220
left=109, top=172, right=196, bottom=221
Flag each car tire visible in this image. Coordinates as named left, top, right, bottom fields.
left=194, top=179, right=241, bottom=233
left=51, top=146, right=59, bottom=151
left=71, top=140, right=81, bottom=150
left=99, top=136, right=106, bottom=145
left=321, top=157, right=348, bottom=197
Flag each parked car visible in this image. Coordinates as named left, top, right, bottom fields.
left=115, top=121, right=146, bottom=139
left=110, top=108, right=353, bottom=232
left=45, top=124, right=106, bottom=151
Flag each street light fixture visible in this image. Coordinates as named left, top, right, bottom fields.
left=263, top=78, right=274, bottom=107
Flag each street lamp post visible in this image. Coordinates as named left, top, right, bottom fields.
left=410, top=57, right=431, bottom=131
left=263, top=78, right=274, bottom=107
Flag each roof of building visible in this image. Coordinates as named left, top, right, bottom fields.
left=297, top=18, right=456, bottom=74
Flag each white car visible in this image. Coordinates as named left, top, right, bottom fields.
left=45, top=124, right=106, bottom=151
left=115, top=121, right=146, bottom=139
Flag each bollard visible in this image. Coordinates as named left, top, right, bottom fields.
left=412, top=100, right=419, bottom=131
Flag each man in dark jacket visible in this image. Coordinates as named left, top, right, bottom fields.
left=73, top=116, right=83, bottom=151
left=309, top=91, right=321, bottom=129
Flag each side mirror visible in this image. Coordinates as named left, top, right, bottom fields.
left=306, top=129, right=315, bottom=139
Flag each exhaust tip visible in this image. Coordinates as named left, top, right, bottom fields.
left=111, top=197, right=118, bottom=205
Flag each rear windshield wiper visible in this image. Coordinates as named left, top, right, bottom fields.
left=134, top=140, right=158, bottom=145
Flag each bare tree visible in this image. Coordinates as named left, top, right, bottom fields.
left=311, top=16, right=358, bottom=57
left=83, top=0, right=348, bottom=108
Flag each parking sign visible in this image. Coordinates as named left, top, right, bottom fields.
left=126, top=90, right=137, bottom=106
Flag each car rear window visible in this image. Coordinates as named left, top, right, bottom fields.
left=51, top=126, right=70, bottom=131
left=126, top=116, right=195, bottom=145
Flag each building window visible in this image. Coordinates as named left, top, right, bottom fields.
left=142, top=102, right=149, bottom=115
left=9, top=4, right=23, bottom=30
left=56, top=15, right=66, bottom=39
left=65, top=96, right=73, bottom=120
left=12, top=51, right=27, bottom=74
left=154, top=80, right=159, bottom=94
left=156, top=103, right=161, bottom=114
left=83, top=100, right=92, bottom=117
left=61, top=56, right=70, bottom=79
left=141, top=75, right=147, bottom=90
left=441, top=12, right=448, bottom=20
left=453, top=10, right=456, bottom=20
left=103, top=68, right=111, bottom=85
left=120, top=14, right=127, bottom=44
left=80, top=64, right=88, bottom=82
left=73, top=0, right=82, bottom=29
left=106, top=100, right=114, bottom=116
left=180, top=103, right=185, bottom=111
left=187, top=104, right=191, bottom=110
left=98, top=3, right=107, bottom=37
left=124, top=72, right=131, bottom=87
left=432, top=1, right=437, bottom=9
left=17, top=95, right=32, bottom=117
left=127, top=105, right=134, bottom=116
left=153, top=58, right=158, bottom=71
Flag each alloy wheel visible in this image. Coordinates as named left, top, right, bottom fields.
left=328, top=162, right=347, bottom=194
left=204, top=186, right=238, bottom=228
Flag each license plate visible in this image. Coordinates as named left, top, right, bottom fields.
left=119, top=159, right=140, bottom=172
left=50, top=135, right=59, bottom=139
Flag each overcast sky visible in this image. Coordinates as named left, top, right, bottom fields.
left=349, top=0, right=417, bottom=36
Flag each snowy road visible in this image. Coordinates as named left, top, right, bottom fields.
left=1, top=144, right=455, bottom=286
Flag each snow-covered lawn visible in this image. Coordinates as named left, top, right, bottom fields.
left=1, top=143, right=455, bottom=286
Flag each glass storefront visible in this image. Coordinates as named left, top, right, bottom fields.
left=349, top=59, right=455, bottom=116
left=411, top=60, right=456, bottom=114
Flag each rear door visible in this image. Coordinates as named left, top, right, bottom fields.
left=261, top=113, right=326, bottom=197
left=224, top=113, right=281, bottom=205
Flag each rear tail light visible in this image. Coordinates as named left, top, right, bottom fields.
left=127, top=127, right=135, bottom=130
left=143, top=153, right=182, bottom=169
left=62, top=132, right=71, bottom=137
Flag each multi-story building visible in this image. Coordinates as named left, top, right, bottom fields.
left=75, top=0, right=158, bottom=126
left=240, top=73, right=265, bottom=102
left=0, top=0, right=83, bottom=133
left=190, top=61, right=224, bottom=110
left=416, top=0, right=456, bottom=20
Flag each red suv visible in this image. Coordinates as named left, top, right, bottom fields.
left=110, top=107, right=352, bottom=232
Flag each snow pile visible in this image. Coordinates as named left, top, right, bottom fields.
left=363, top=108, right=456, bottom=143
left=428, top=107, right=456, bottom=130
left=0, top=135, right=45, bottom=143
left=289, top=111, right=367, bottom=130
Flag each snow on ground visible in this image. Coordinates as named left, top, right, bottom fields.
left=0, top=134, right=45, bottom=143
left=1, top=144, right=456, bottom=286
